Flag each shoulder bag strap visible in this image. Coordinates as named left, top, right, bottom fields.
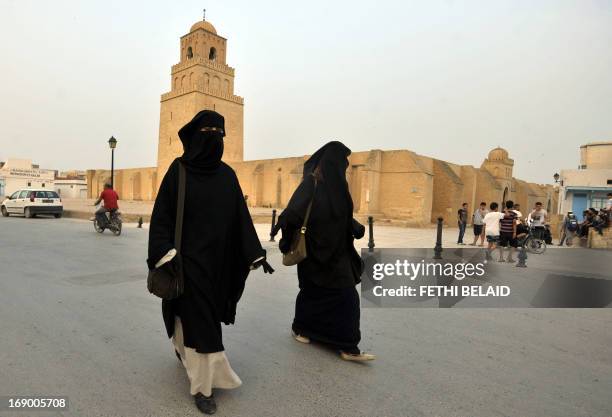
left=175, top=162, right=186, bottom=254
left=300, top=177, right=317, bottom=233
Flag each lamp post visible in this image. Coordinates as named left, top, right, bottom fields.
left=553, top=173, right=560, bottom=183
left=108, top=136, right=117, bottom=188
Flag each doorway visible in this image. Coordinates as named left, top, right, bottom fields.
left=572, top=193, right=587, bottom=220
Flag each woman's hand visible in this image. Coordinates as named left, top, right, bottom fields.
left=251, top=256, right=275, bottom=274
left=352, top=218, right=366, bottom=239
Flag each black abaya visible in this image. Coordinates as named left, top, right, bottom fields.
left=277, top=141, right=365, bottom=352
left=148, top=110, right=265, bottom=354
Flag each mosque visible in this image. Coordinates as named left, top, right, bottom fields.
left=86, top=18, right=557, bottom=225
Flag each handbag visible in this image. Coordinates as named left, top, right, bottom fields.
left=282, top=179, right=316, bottom=266
left=147, top=162, right=186, bottom=299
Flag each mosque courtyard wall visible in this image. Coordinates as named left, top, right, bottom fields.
left=87, top=148, right=557, bottom=226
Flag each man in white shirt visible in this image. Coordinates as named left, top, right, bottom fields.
left=527, top=202, right=548, bottom=240
left=483, top=202, right=505, bottom=260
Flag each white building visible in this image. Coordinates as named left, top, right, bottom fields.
left=0, top=159, right=55, bottom=197
left=558, top=141, right=612, bottom=219
left=54, top=177, right=88, bottom=199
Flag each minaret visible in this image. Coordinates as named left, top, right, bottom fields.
left=156, top=17, right=244, bottom=188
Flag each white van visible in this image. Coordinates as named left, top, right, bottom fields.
left=1, top=189, right=63, bottom=218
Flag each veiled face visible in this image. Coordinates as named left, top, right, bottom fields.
left=181, top=131, right=224, bottom=166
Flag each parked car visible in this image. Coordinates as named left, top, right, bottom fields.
left=1, top=189, right=63, bottom=218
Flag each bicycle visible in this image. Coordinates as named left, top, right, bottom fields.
left=518, top=225, right=546, bottom=254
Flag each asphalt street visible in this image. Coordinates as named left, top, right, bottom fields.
left=0, top=216, right=610, bottom=417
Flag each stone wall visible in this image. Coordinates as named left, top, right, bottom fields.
left=87, top=167, right=157, bottom=201
left=87, top=148, right=558, bottom=225
left=589, top=226, right=612, bottom=249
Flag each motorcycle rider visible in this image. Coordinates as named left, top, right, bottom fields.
left=94, top=183, right=119, bottom=229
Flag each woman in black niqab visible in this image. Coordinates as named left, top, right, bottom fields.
left=147, top=110, right=273, bottom=414
left=277, top=141, right=375, bottom=361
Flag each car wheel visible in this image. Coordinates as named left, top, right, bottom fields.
left=24, top=207, right=32, bottom=218
left=54, top=213, right=62, bottom=219
left=1, top=206, right=8, bottom=217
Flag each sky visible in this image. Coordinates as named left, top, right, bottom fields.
left=0, top=0, right=611, bottom=184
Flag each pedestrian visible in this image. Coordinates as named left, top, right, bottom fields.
left=482, top=202, right=505, bottom=260
left=498, top=200, right=518, bottom=262
left=147, top=110, right=274, bottom=415
left=559, top=211, right=578, bottom=246
left=276, top=141, right=374, bottom=362
left=469, top=202, right=488, bottom=246
left=457, top=202, right=468, bottom=245
left=527, top=202, right=548, bottom=239
left=512, top=203, right=523, bottom=221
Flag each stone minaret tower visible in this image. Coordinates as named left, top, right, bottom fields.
left=156, top=18, right=244, bottom=188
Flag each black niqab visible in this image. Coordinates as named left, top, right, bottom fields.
left=303, top=141, right=352, bottom=218
left=178, top=110, right=226, bottom=175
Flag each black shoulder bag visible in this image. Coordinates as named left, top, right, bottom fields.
left=147, top=162, right=186, bottom=300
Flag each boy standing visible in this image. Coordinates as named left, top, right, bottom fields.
left=457, top=203, right=468, bottom=245
left=482, top=202, right=505, bottom=260
left=499, top=201, right=518, bottom=262
left=470, top=202, right=488, bottom=246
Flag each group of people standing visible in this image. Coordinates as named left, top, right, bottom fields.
left=147, top=111, right=373, bottom=415
left=457, top=200, right=549, bottom=262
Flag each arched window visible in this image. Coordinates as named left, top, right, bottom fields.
left=187, top=46, right=193, bottom=59
left=209, top=47, right=217, bottom=61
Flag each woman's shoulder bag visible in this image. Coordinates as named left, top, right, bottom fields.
left=282, top=177, right=317, bottom=266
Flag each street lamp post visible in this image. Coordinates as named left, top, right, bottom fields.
left=108, top=136, right=117, bottom=188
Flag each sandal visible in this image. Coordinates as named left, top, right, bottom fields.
left=291, top=330, right=310, bottom=344
left=340, top=351, right=376, bottom=361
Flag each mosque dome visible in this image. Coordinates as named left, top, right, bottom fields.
left=190, top=20, right=217, bottom=34
left=488, top=147, right=509, bottom=161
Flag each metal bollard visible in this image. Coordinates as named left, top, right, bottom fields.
left=516, top=244, right=528, bottom=267
left=137, top=217, right=143, bottom=228
left=269, top=209, right=277, bottom=242
left=434, top=217, right=443, bottom=259
left=368, top=216, right=375, bottom=252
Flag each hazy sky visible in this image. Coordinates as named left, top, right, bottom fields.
left=1, top=0, right=611, bottom=183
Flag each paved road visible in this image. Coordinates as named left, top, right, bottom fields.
left=0, top=216, right=610, bottom=417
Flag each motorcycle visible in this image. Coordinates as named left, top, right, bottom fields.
left=93, top=208, right=123, bottom=236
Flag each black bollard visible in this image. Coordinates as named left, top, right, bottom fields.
left=269, top=209, right=277, bottom=242
left=137, top=217, right=143, bottom=228
left=434, top=217, right=443, bottom=259
left=368, top=216, right=375, bottom=252
left=516, top=244, right=528, bottom=267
